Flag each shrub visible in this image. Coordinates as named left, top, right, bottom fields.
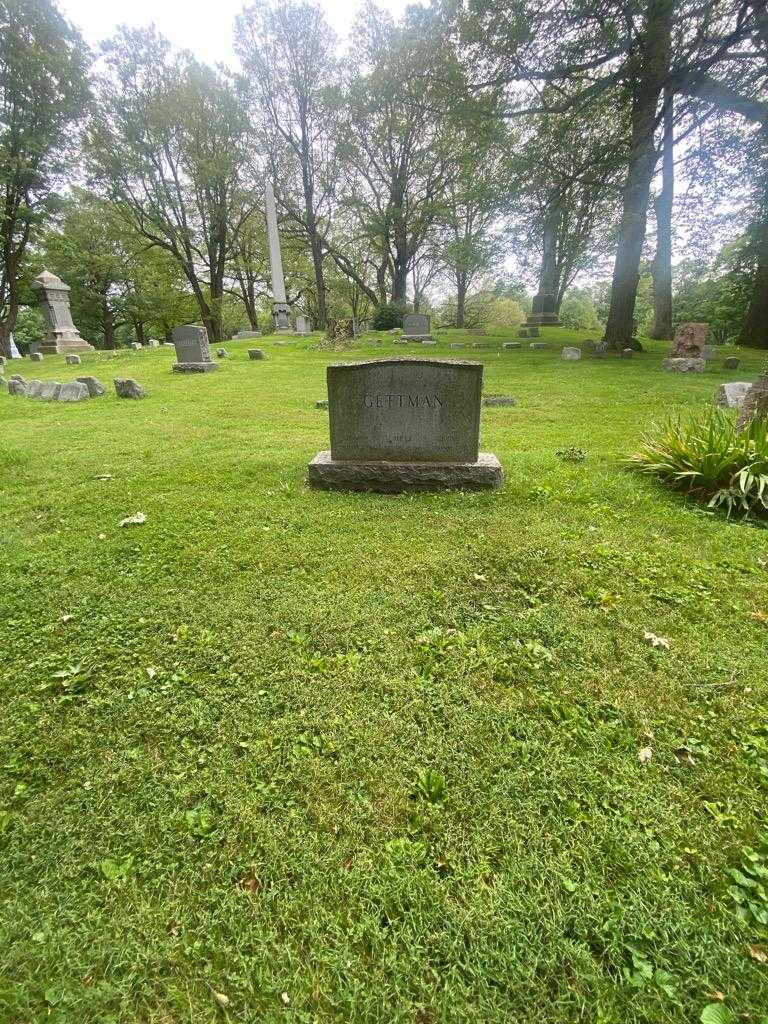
left=627, top=406, right=768, bottom=519
left=371, top=301, right=409, bottom=330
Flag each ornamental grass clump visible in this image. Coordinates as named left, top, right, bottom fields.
left=628, top=406, right=768, bottom=519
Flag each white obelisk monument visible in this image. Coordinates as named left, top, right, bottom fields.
left=265, top=182, right=292, bottom=334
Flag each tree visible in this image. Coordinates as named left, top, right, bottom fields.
left=650, top=88, right=675, bottom=338
left=337, top=3, right=458, bottom=304
left=87, top=27, right=252, bottom=342
left=509, top=90, right=625, bottom=320
left=41, top=190, right=130, bottom=347
left=452, top=0, right=756, bottom=348
left=0, top=0, right=89, bottom=358
left=439, top=126, right=507, bottom=326
left=236, top=1, right=339, bottom=330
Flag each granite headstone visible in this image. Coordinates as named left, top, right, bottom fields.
left=308, top=357, right=503, bottom=492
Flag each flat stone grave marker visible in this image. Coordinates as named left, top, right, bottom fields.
left=503, top=342, right=521, bottom=350
left=308, top=357, right=503, bottom=492
left=30, top=352, right=43, bottom=362
left=171, top=325, right=218, bottom=373
left=562, top=347, right=581, bottom=360
left=248, top=349, right=267, bottom=360
left=65, top=354, right=81, bottom=365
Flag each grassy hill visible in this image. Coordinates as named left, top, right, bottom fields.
left=1, top=328, right=766, bottom=1022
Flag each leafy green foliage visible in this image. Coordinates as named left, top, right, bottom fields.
left=628, top=407, right=768, bottom=518
left=371, top=301, right=409, bottom=330
left=727, top=843, right=768, bottom=928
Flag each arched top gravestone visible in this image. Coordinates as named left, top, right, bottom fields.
left=308, top=357, right=503, bottom=492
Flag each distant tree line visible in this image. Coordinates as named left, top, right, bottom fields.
left=1, top=0, right=766, bottom=356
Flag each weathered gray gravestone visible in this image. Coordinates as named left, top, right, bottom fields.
left=65, top=354, right=81, bottom=365
left=295, top=315, right=312, bottom=335
left=716, top=382, right=752, bottom=409
left=58, top=381, right=89, bottom=402
left=401, top=314, right=432, bottom=342
left=308, top=357, right=503, bottom=492
left=265, top=181, right=292, bottom=333
left=248, top=349, right=267, bottom=360
left=31, top=270, right=95, bottom=355
left=171, top=325, right=218, bottom=373
left=30, top=352, right=43, bottom=362
left=39, top=381, right=62, bottom=401
left=114, top=378, right=147, bottom=399
left=562, top=347, right=581, bottom=360
left=76, top=376, right=106, bottom=397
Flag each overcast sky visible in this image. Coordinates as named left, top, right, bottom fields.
left=58, top=0, right=413, bottom=63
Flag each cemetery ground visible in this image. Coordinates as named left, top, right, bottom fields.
left=1, top=329, right=767, bottom=1024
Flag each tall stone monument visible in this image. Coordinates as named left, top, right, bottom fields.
left=265, top=182, right=292, bottom=334
left=308, top=357, right=503, bottom=492
left=31, top=270, right=95, bottom=355
left=526, top=223, right=561, bottom=327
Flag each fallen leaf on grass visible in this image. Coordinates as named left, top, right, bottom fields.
left=119, top=512, right=146, bottom=527
left=638, top=746, right=653, bottom=765
left=751, top=610, right=768, bottom=625
left=748, top=945, right=768, bottom=964
left=281, top=992, right=290, bottom=1006
left=94, top=474, right=113, bottom=481
left=643, top=631, right=670, bottom=649
left=212, top=991, right=230, bottom=1009
left=61, top=614, right=74, bottom=624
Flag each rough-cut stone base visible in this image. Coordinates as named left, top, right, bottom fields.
left=172, top=361, right=219, bottom=373
left=402, top=334, right=433, bottom=343
left=308, top=451, right=504, bottom=493
left=662, top=357, right=705, bottom=373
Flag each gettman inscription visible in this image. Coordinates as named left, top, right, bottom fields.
left=326, top=358, right=482, bottom=463
left=363, top=393, right=443, bottom=409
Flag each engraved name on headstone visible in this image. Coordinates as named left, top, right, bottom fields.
left=401, top=313, right=432, bottom=341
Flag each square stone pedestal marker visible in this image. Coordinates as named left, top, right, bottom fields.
left=308, top=357, right=503, bottom=492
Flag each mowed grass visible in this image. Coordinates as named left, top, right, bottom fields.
left=1, top=328, right=767, bottom=1023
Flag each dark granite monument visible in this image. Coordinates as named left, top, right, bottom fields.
left=308, top=357, right=503, bottom=492
left=401, top=313, right=433, bottom=342
left=171, top=325, right=218, bottom=374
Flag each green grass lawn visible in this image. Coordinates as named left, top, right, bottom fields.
left=1, top=328, right=767, bottom=1023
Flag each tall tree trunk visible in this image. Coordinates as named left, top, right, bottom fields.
left=456, top=273, right=468, bottom=328
left=650, top=87, right=674, bottom=339
left=604, top=0, right=673, bottom=350
left=309, top=231, right=327, bottom=329
left=0, top=303, right=19, bottom=359
left=391, top=204, right=408, bottom=302
left=135, top=321, right=146, bottom=345
left=740, top=210, right=768, bottom=348
left=102, top=293, right=117, bottom=349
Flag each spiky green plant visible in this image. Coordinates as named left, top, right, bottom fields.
left=627, top=407, right=768, bottom=519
